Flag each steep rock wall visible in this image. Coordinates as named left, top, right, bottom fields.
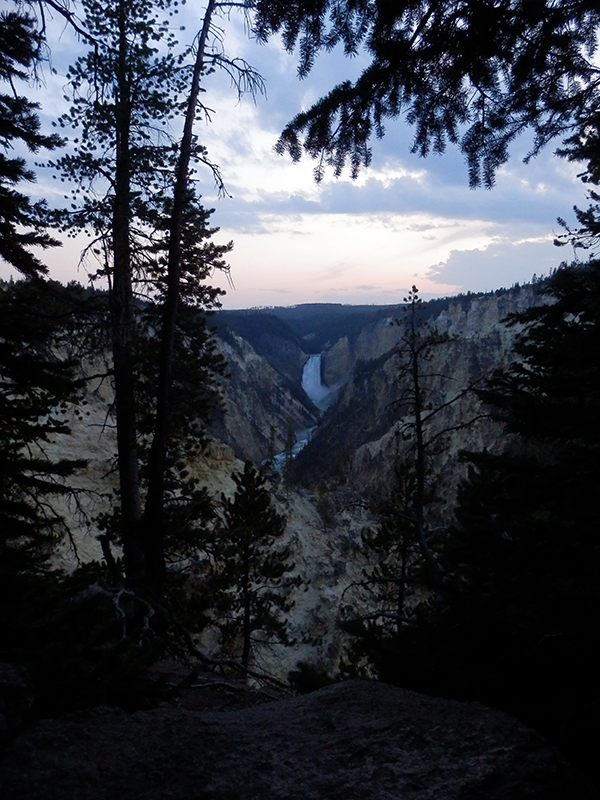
left=294, top=284, right=544, bottom=511
left=48, top=332, right=318, bottom=569
left=209, top=332, right=318, bottom=464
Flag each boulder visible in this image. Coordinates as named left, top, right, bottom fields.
left=0, top=679, right=595, bottom=799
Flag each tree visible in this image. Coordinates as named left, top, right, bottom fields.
left=0, top=10, right=62, bottom=277
left=433, top=260, right=600, bottom=780
left=0, top=279, right=86, bottom=661
left=50, top=0, right=252, bottom=597
left=209, top=461, right=295, bottom=670
left=251, top=1, right=600, bottom=186
left=338, top=286, right=495, bottom=682
left=389, top=287, right=451, bottom=586
left=455, top=260, right=600, bottom=602
left=336, top=287, right=488, bottom=680
left=0, top=8, right=87, bottom=659
left=343, top=458, right=418, bottom=645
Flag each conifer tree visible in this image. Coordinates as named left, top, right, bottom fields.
left=439, top=260, right=600, bottom=779
left=0, top=10, right=62, bottom=278
left=0, top=278, right=85, bottom=663
left=350, top=459, right=418, bottom=642
left=51, top=0, right=236, bottom=596
left=341, top=287, right=485, bottom=675
left=210, top=461, right=296, bottom=670
left=252, top=1, right=600, bottom=187
left=389, top=287, right=450, bottom=586
left=453, top=260, right=600, bottom=629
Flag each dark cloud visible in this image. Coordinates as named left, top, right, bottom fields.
left=427, top=239, right=567, bottom=293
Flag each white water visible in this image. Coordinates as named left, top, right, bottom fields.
left=268, top=355, right=333, bottom=472
left=302, top=354, right=333, bottom=409
left=270, top=426, right=315, bottom=472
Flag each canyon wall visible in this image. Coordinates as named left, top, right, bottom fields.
left=295, top=285, right=543, bottom=514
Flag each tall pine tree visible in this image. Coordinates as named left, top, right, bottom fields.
left=52, top=0, right=233, bottom=596
left=0, top=10, right=86, bottom=664
left=0, top=278, right=86, bottom=664
left=442, top=260, right=600, bottom=782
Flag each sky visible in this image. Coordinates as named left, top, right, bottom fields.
left=7, top=3, right=593, bottom=309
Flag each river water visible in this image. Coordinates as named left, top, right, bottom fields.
left=270, top=354, right=333, bottom=471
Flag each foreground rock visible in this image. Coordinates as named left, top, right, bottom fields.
left=0, top=680, right=595, bottom=799
left=0, top=663, right=33, bottom=748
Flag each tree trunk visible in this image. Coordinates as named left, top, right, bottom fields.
left=143, top=0, right=217, bottom=597
left=409, top=300, right=444, bottom=587
left=111, top=0, right=144, bottom=588
left=241, top=537, right=251, bottom=670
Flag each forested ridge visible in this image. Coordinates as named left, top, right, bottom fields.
left=1, top=0, right=600, bottom=793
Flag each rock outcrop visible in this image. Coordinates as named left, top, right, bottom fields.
left=210, top=332, right=318, bottom=464
left=0, top=679, right=595, bottom=799
left=295, top=284, right=542, bottom=504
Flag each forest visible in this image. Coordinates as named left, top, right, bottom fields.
left=1, top=0, right=599, bottom=792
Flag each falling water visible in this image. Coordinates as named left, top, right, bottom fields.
left=269, top=354, right=334, bottom=472
left=301, top=354, right=331, bottom=408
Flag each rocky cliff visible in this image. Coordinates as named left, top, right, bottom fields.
left=45, top=283, right=546, bottom=678
left=321, top=285, right=539, bottom=389
left=209, top=331, right=318, bottom=464
left=295, top=285, right=542, bottom=510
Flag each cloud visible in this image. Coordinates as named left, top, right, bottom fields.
left=427, top=236, right=565, bottom=293
left=6, top=8, right=589, bottom=311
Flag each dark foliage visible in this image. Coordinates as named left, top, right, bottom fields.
left=27, top=563, right=170, bottom=715
left=371, top=261, right=600, bottom=786
left=0, top=11, right=63, bottom=278
left=0, top=279, right=118, bottom=710
left=206, top=462, right=296, bottom=669
left=215, top=312, right=300, bottom=349
left=0, top=279, right=84, bottom=592
left=252, top=1, right=600, bottom=186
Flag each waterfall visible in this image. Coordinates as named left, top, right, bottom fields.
left=301, top=354, right=331, bottom=407
left=268, top=354, right=334, bottom=472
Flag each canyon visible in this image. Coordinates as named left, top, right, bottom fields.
left=5, top=277, right=599, bottom=797
left=48, top=282, right=543, bottom=679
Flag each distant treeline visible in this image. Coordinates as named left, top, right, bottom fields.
left=217, top=281, right=542, bottom=354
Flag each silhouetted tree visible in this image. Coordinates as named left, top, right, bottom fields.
left=209, top=462, right=295, bottom=670
left=341, top=287, right=487, bottom=676
left=437, top=260, right=600, bottom=782
left=252, top=1, right=600, bottom=186
left=51, top=0, right=239, bottom=596
left=0, top=279, right=85, bottom=663
left=0, top=10, right=62, bottom=277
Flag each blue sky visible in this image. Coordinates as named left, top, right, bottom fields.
left=6, top=4, right=591, bottom=308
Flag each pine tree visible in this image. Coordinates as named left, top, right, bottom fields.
left=252, top=1, right=600, bottom=187
left=209, top=462, right=296, bottom=670
left=353, top=459, right=418, bottom=641
left=0, top=11, right=87, bottom=663
left=0, top=10, right=62, bottom=277
left=453, top=260, right=600, bottom=637
left=51, top=0, right=234, bottom=595
left=0, top=278, right=85, bottom=663
left=341, top=287, right=485, bottom=678
left=389, top=286, right=451, bottom=587
left=442, top=260, right=600, bottom=781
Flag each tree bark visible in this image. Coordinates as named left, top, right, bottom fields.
left=241, top=536, right=251, bottom=670
left=143, top=0, right=218, bottom=597
left=111, top=0, right=144, bottom=588
left=407, top=296, right=444, bottom=587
